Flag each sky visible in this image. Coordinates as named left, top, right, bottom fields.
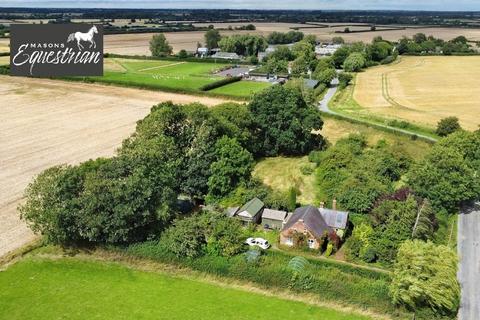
left=1, top=0, right=479, bottom=11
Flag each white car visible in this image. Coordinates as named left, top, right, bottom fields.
left=245, top=237, right=270, bottom=249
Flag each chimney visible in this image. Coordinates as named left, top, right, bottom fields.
left=332, top=199, right=337, bottom=211
left=320, top=202, right=325, bottom=209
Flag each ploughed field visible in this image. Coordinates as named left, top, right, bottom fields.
left=0, top=257, right=372, bottom=320
left=0, top=75, right=227, bottom=258
left=92, top=58, right=269, bottom=98
left=352, top=56, right=480, bottom=131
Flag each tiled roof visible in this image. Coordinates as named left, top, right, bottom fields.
left=319, top=208, right=349, bottom=229
left=282, top=206, right=332, bottom=238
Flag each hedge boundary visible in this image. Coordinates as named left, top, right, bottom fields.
left=105, top=53, right=249, bottom=65
left=200, top=76, right=242, bottom=91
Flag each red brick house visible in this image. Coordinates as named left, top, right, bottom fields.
left=280, top=206, right=333, bottom=250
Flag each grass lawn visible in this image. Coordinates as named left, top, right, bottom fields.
left=0, top=257, right=371, bottom=320
left=91, top=58, right=229, bottom=92
left=254, top=156, right=316, bottom=205
left=253, top=117, right=432, bottom=206
left=209, top=80, right=271, bottom=98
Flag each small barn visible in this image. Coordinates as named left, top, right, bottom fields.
left=261, top=208, right=288, bottom=230
left=235, top=198, right=264, bottom=224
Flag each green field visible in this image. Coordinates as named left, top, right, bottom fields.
left=0, top=257, right=371, bottom=320
left=210, top=80, right=272, bottom=98
left=84, top=58, right=268, bottom=98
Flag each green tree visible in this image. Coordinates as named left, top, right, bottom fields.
left=390, top=240, right=460, bottom=315
left=314, top=68, right=336, bottom=86
left=204, top=29, right=221, bottom=50
left=332, top=36, right=345, bottom=44
left=343, top=52, right=365, bottom=72
left=436, top=116, right=462, bottom=137
left=249, top=85, right=325, bottom=156
left=207, top=136, right=254, bottom=200
left=408, top=143, right=480, bottom=212
left=338, top=72, right=353, bottom=88
left=177, top=49, right=188, bottom=58
left=332, top=46, right=350, bottom=68
left=149, top=33, right=172, bottom=57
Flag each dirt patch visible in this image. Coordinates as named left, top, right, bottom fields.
left=0, top=76, right=229, bottom=258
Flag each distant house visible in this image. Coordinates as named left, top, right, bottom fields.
left=234, top=198, right=264, bottom=224
left=280, top=206, right=333, bottom=249
left=261, top=208, right=288, bottom=230
left=315, top=43, right=342, bottom=56
left=211, top=52, right=240, bottom=60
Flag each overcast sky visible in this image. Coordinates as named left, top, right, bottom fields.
left=1, top=0, right=479, bottom=11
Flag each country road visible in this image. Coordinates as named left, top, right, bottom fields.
left=317, top=78, right=437, bottom=143
left=458, top=204, right=480, bottom=320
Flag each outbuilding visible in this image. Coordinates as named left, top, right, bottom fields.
left=261, top=208, right=288, bottom=230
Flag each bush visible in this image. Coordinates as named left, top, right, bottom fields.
left=343, top=52, right=366, bottom=72
left=436, top=116, right=461, bottom=137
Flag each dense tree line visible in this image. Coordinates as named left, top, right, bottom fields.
left=397, top=34, right=473, bottom=55
left=20, top=86, right=325, bottom=247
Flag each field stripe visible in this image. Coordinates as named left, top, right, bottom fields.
left=137, top=61, right=187, bottom=72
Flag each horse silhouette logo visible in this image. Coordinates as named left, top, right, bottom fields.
left=67, top=25, right=98, bottom=50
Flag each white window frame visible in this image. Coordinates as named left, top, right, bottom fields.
left=307, top=239, right=316, bottom=249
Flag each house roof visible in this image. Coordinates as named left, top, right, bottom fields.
left=226, top=206, right=239, bottom=217
left=262, top=208, right=287, bottom=221
left=211, top=52, right=240, bottom=59
left=282, top=206, right=332, bottom=238
left=319, top=208, right=349, bottom=230
left=237, top=198, right=264, bottom=218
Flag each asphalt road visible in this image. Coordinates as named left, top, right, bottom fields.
left=458, top=204, right=480, bottom=320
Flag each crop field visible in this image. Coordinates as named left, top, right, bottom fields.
left=0, top=75, right=227, bottom=258
left=352, top=56, right=480, bottom=130
left=209, top=80, right=271, bottom=98
left=104, top=23, right=480, bottom=55
left=0, top=38, right=9, bottom=53
left=0, top=257, right=371, bottom=320
left=0, top=56, right=8, bottom=65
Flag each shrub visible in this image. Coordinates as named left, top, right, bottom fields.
left=436, top=116, right=461, bottom=137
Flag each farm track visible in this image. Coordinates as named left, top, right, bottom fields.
left=0, top=76, right=229, bottom=258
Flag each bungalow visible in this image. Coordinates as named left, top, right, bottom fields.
left=234, top=197, right=264, bottom=224
left=261, top=208, right=288, bottom=230
left=280, top=206, right=333, bottom=250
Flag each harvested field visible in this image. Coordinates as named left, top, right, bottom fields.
left=0, top=38, right=9, bottom=53
left=0, top=76, right=228, bottom=258
left=353, top=56, right=480, bottom=130
left=105, top=23, right=480, bottom=55
left=0, top=56, right=8, bottom=65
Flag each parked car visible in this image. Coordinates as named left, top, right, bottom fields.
left=245, top=237, right=270, bottom=249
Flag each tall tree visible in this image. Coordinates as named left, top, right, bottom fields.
left=204, top=29, right=221, bottom=50
left=249, top=85, right=325, bottom=156
left=149, top=34, right=173, bottom=57
left=390, top=240, right=460, bottom=315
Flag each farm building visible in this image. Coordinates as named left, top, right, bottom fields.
left=280, top=206, right=333, bottom=249
left=232, top=197, right=264, bottom=224
left=211, top=52, right=241, bottom=60
left=315, top=43, right=342, bottom=56
left=261, top=208, right=288, bottom=230
left=303, top=79, right=320, bottom=89
left=197, top=47, right=209, bottom=57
